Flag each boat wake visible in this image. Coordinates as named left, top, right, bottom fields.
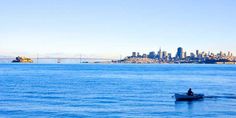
left=204, top=95, right=236, bottom=99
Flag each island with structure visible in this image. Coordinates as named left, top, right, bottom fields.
left=12, top=56, right=33, bottom=63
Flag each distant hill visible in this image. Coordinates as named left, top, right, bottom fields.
left=0, top=55, right=14, bottom=58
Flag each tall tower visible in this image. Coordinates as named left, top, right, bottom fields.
left=158, top=48, right=162, bottom=59
left=196, top=50, right=199, bottom=58
left=176, top=47, right=183, bottom=59
left=184, top=51, right=187, bottom=58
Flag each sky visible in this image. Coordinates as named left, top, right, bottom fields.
left=0, top=0, right=236, bottom=58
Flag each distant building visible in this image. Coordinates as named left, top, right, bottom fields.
left=210, top=53, right=215, bottom=56
left=132, top=52, right=136, bottom=57
left=158, top=48, right=162, bottom=59
left=228, top=51, right=231, bottom=57
left=220, top=51, right=223, bottom=57
left=137, top=52, right=141, bottom=57
left=196, top=50, right=199, bottom=58
left=190, top=53, right=195, bottom=59
left=168, top=53, right=172, bottom=60
left=148, top=51, right=156, bottom=59
left=208, top=51, right=211, bottom=56
left=142, top=54, right=147, bottom=58
left=176, top=47, right=183, bottom=59
left=162, top=51, right=167, bottom=59
left=202, top=52, right=207, bottom=58
left=184, top=52, right=187, bottom=59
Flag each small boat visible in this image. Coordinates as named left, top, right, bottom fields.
left=175, top=93, right=204, bottom=101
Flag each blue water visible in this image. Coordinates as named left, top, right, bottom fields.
left=0, top=64, right=236, bottom=117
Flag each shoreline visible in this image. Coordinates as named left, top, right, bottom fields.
left=0, top=62, right=235, bottom=65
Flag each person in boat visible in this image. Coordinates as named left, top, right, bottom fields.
left=187, top=88, right=194, bottom=96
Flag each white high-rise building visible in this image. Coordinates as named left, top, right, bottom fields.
left=158, top=48, right=162, bottom=59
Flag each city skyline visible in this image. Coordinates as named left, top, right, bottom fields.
left=120, top=47, right=235, bottom=64
left=1, top=0, right=236, bottom=57
left=129, top=47, right=234, bottom=58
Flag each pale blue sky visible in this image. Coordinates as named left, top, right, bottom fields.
left=0, top=0, right=235, bottom=58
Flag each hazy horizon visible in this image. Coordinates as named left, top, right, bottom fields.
left=1, top=0, right=236, bottom=58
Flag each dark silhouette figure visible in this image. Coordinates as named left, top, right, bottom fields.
left=187, top=88, right=194, bottom=96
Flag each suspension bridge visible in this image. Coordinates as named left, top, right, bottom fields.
left=0, top=57, right=118, bottom=63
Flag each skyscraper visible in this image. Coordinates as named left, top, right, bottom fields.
left=132, top=52, right=136, bottom=57
left=176, top=47, right=183, bottom=59
left=196, top=50, right=199, bottom=58
left=148, top=51, right=156, bottom=59
left=184, top=52, right=187, bottom=58
left=137, top=52, right=141, bottom=57
left=158, top=48, right=162, bottom=59
left=162, top=51, right=167, bottom=59
left=190, top=53, right=195, bottom=59
left=168, top=53, right=172, bottom=60
left=228, top=51, right=231, bottom=57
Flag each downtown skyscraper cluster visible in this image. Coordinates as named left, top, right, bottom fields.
left=119, top=47, right=235, bottom=64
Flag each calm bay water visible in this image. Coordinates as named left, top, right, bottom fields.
left=0, top=64, right=236, bottom=117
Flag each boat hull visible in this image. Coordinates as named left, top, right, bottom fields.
left=175, top=93, right=204, bottom=101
